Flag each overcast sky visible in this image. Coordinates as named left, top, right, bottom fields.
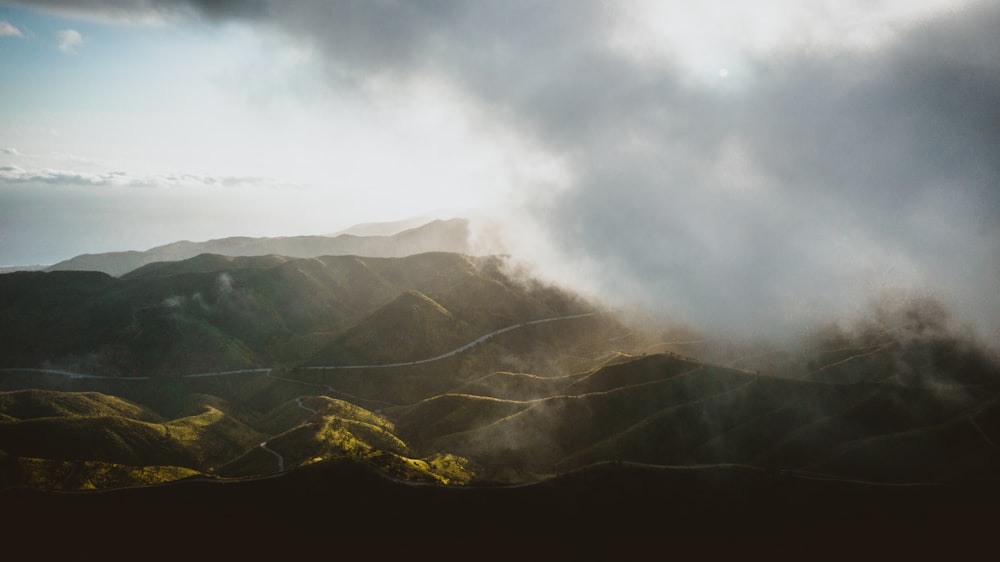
left=1, top=0, right=997, bottom=340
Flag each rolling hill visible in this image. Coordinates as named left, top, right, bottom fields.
left=0, top=251, right=594, bottom=377
left=2, top=244, right=999, bottom=551
left=46, top=217, right=472, bottom=276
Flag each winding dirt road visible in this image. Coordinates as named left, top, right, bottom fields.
left=304, top=312, right=596, bottom=371
left=1, top=312, right=597, bottom=379
left=3, top=311, right=599, bottom=477
left=258, top=441, right=284, bottom=472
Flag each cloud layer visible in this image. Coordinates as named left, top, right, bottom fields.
left=528, top=3, right=1000, bottom=338
left=10, top=0, right=1000, bottom=340
left=237, top=1, right=999, bottom=339
left=0, top=164, right=276, bottom=189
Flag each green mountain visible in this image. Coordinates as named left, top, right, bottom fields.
left=1, top=245, right=999, bottom=553
left=308, top=290, right=479, bottom=365
left=0, top=252, right=592, bottom=377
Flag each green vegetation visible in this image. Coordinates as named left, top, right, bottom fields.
left=1, top=250, right=998, bottom=496
left=0, top=389, right=160, bottom=422
left=308, top=290, right=479, bottom=365
left=0, top=251, right=593, bottom=377
left=0, top=452, right=202, bottom=490
left=216, top=396, right=476, bottom=485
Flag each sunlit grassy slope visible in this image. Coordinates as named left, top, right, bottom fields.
left=0, top=407, right=262, bottom=471
left=0, top=450, right=202, bottom=490
left=0, top=386, right=475, bottom=489
left=218, top=395, right=475, bottom=485
left=253, top=395, right=394, bottom=435
left=0, top=389, right=161, bottom=422
left=4, top=313, right=998, bottom=489
left=2, top=247, right=999, bottom=499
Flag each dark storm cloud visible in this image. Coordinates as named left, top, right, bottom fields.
left=17, top=0, right=1000, bottom=338
left=8, top=0, right=265, bottom=22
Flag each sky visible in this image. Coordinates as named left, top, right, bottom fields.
left=1, top=0, right=998, bottom=341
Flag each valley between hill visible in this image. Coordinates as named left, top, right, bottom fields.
left=1, top=247, right=999, bottom=549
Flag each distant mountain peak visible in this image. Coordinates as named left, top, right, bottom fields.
left=47, top=218, right=472, bottom=277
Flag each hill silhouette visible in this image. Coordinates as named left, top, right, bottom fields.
left=121, top=254, right=293, bottom=280
left=47, top=218, right=471, bottom=276
left=3, top=457, right=999, bottom=554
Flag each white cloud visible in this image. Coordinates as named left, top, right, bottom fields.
left=0, top=163, right=281, bottom=189
left=610, top=0, right=973, bottom=75
left=2, top=148, right=21, bottom=155
left=57, top=29, right=83, bottom=53
left=0, top=20, right=23, bottom=37
left=6, top=0, right=997, bottom=341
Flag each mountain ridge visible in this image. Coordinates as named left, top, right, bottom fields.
left=1, top=251, right=596, bottom=377
left=46, top=218, right=472, bottom=277
left=2, top=240, right=999, bottom=550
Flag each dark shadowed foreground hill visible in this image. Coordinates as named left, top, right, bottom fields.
left=46, top=218, right=471, bottom=277
left=4, top=458, right=999, bottom=555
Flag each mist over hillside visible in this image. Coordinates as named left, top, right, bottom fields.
left=2, top=239, right=999, bottom=550
left=2, top=0, right=998, bottom=550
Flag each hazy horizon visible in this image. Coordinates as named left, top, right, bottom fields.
left=2, top=0, right=997, bottom=341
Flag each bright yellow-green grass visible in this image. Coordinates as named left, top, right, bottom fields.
left=0, top=402, right=263, bottom=473
left=6, top=456, right=201, bottom=490
left=305, top=396, right=395, bottom=431
left=421, top=452, right=475, bottom=485
left=266, top=412, right=475, bottom=485
left=0, top=389, right=161, bottom=422
left=254, top=395, right=395, bottom=436
left=163, top=406, right=264, bottom=469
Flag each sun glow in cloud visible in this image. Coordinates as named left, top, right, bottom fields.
left=609, top=0, right=971, bottom=84
left=0, top=0, right=996, bottom=342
